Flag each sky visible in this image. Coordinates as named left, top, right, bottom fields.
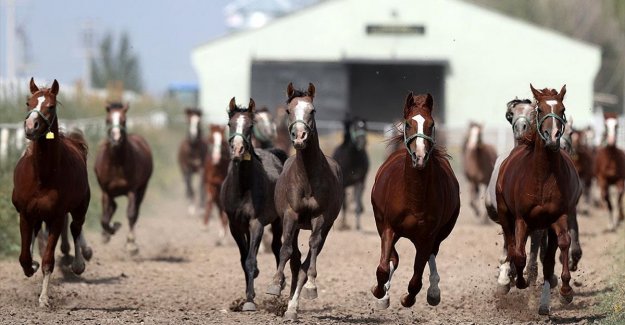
left=0, top=0, right=232, bottom=94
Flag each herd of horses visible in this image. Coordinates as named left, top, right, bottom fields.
left=10, top=78, right=625, bottom=319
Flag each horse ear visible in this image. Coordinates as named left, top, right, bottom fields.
left=29, top=77, right=39, bottom=94
left=248, top=98, right=256, bottom=114
left=50, top=79, right=59, bottom=96
left=425, top=93, right=434, bottom=112
left=228, top=97, right=237, bottom=115
left=403, top=92, right=415, bottom=117
left=530, top=83, right=541, bottom=99
left=505, top=109, right=513, bottom=124
left=123, top=102, right=130, bottom=113
left=307, top=83, right=316, bottom=99
left=559, top=84, right=567, bottom=100
left=286, top=82, right=295, bottom=98
left=105, top=102, right=111, bottom=113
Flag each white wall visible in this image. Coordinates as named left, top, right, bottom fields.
left=192, top=0, right=600, bottom=128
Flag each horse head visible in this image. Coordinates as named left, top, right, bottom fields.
left=184, top=107, right=203, bottom=143
left=403, top=92, right=436, bottom=170
left=530, top=84, right=567, bottom=151
left=24, top=78, right=59, bottom=140
left=208, top=124, right=228, bottom=165
left=349, top=117, right=367, bottom=151
left=105, top=102, right=129, bottom=147
left=505, top=98, right=534, bottom=141
left=603, top=112, right=619, bottom=147
left=227, top=97, right=255, bottom=162
left=253, top=107, right=277, bottom=144
left=465, top=121, right=483, bottom=151
left=285, top=82, right=316, bottom=150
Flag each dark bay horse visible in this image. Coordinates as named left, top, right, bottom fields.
left=12, top=78, right=92, bottom=307
left=252, top=107, right=277, bottom=149
left=273, top=106, right=292, bottom=155
left=496, top=84, right=581, bottom=315
left=203, top=124, right=230, bottom=244
left=370, top=92, right=459, bottom=310
left=266, top=83, right=343, bottom=320
left=332, top=116, right=369, bottom=230
left=178, top=107, right=208, bottom=216
left=95, top=102, right=153, bottom=255
left=594, top=112, right=625, bottom=231
left=220, top=97, right=284, bottom=312
left=463, top=122, right=497, bottom=221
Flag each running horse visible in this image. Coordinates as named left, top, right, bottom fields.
left=496, top=84, right=581, bottom=315
left=203, top=124, right=230, bottom=244
left=95, top=102, right=153, bottom=255
left=594, top=112, right=625, bottom=231
left=570, top=127, right=594, bottom=214
left=12, top=78, right=92, bottom=307
left=267, top=83, right=343, bottom=320
left=462, top=122, right=497, bottom=221
left=252, top=106, right=278, bottom=149
left=370, top=92, right=459, bottom=310
left=332, top=115, right=369, bottom=230
left=273, top=106, right=292, bottom=155
left=178, top=107, right=208, bottom=216
left=220, top=97, right=284, bottom=311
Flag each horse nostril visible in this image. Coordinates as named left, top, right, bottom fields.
left=522, top=124, right=527, bottom=131
left=555, top=130, right=562, bottom=138
left=34, top=121, right=39, bottom=130
left=291, top=131, right=296, bottom=138
left=301, top=131, right=307, bottom=139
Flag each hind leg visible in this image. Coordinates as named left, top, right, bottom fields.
left=338, top=189, right=349, bottom=230
left=60, top=215, right=70, bottom=259
left=125, top=186, right=147, bottom=255
left=270, top=219, right=283, bottom=267
left=267, top=209, right=297, bottom=296
left=539, top=228, right=559, bottom=315
left=100, top=193, right=120, bottom=243
left=70, top=195, right=91, bottom=274
left=599, top=179, right=616, bottom=231
left=354, top=181, right=365, bottom=231
left=371, top=227, right=399, bottom=309
left=39, top=217, right=63, bottom=308
left=568, top=213, right=582, bottom=272
left=616, top=180, right=624, bottom=225
left=400, top=241, right=432, bottom=308
left=469, top=182, right=480, bottom=218
left=183, top=170, right=195, bottom=215
left=526, top=230, right=544, bottom=285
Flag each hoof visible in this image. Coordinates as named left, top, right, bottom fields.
left=29, top=261, right=40, bottom=276
left=82, top=246, right=93, bottom=261
left=38, top=297, right=50, bottom=308
left=60, top=254, right=73, bottom=266
left=376, top=295, right=390, bottom=309
left=302, top=286, right=318, bottom=300
left=242, top=302, right=256, bottom=312
left=549, top=275, right=558, bottom=288
left=125, top=242, right=139, bottom=256
left=101, top=233, right=111, bottom=244
left=426, top=288, right=440, bottom=306
left=400, top=293, right=416, bottom=308
left=496, top=283, right=511, bottom=295
left=337, top=223, right=350, bottom=231
left=560, top=291, right=573, bottom=304
left=538, top=304, right=550, bottom=315
left=266, top=283, right=282, bottom=296
left=72, top=260, right=86, bottom=275
left=284, top=310, right=297, bottom=321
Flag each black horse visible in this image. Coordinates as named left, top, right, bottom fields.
left=332, top=116, right=369, bottom=230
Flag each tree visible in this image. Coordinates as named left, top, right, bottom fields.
left=91, top=31, right=143, bottom=93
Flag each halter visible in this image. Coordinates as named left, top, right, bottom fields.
left=511, top=115, right=530, bottom=132
left=349, top=126, right=367, bottom=142
left=228, top=131, right=252, bottom=148
left=288, top=120, right=313, bottom=141
left=535, top=105, right=567, bottom=142
left=403, top=120, right=436, bottom=164
left=24, top=109, right=56, bottom=139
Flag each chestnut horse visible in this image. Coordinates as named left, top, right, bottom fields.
left=203, top=124, right=230, bottom=244
left=594, top=112, right=625, bottom=231
left=370, top=92, right=459, bottom=310
left=220, top=98, right=284, bottom=311
left=570, top=128, right=594, bottom=214
left=12, top=78, right=92, bottom=307
left=332, top=116, right=369, bottom=230
left=267, top=83, right=343, bottom=320
left=95, top=102, right=153, bottom=255
left=496, top=84, right=581, bottom=315
left=178, top=107, right=208, bottom=216
left=463, top=122, right=497, bottom=221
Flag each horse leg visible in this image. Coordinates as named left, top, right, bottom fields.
left=538, top=228, right=559, bottom=315
left=39, top=217, right=63, bottom=308
left=301, top=219, right=332, bottom=301
left=371, top=227, right=399, bottom=309
left=600, top=179, right=615, bottom=231
left=400, top=242, right=432, bottom=308
left=18, top=214, right=38, bottom=277
left=497, top=233, right=513, bottom=293
left=242, top=218, right=263, bottom=311
left=426, top=253, right=441, bottom=306
left=338, top=189, right=349, bottom=230
left=270, top=218, right=283, bottom=267
left=511, top=218, right=529, bottom=289
left=470, top=182, right=480, bottom=218
left=203, top=189, right=214, bottom=227
left=288, top=229, right=301, bottom=299
left=100, top=193, right=120, bottom=243
left=616, top=180, right=624, bottom=226
left=125, top=187, right=146, bottom=255
left=568, top=213, right=582, bottom=272
left=267, top=210, right=297, bottom=296
left=183, top=170, right=195, bottom=216
left=554, top=215, right=573, bottom=304
left=354, top=181, right=365, bottom=231
left=526, top=229, right=543, bottom=285
left=59, top=214, right=70, bottom=261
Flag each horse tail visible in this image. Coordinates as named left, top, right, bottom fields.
left=67, top=128, right=89, bottom=162
left=268, top=148, right=288, bottom=164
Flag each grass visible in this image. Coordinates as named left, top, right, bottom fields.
left=597, top=226, right=625, bottom=324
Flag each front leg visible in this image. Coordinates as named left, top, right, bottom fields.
left=100, top=192, right=120, bottom=243
left=39, top=217, right=63, bottom=308
left=242, top=218, right=264, bottom=312
left=267, top=209, right=297, bottom=296
left=553, top=215, right=573, bottom=304
left=512, top=218, right=529, bottom=289
left=18, top=214, right=37, bottom=277
left=354, top=181, right=365, bottom=230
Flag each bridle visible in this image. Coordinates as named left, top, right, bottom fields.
left=535, top=102, right=567, bottom=142
left=288, top=119, right=314, bottom=142
left=24, top=107, right=56, bottom=139
left=403, top=119, right=436, bottom=165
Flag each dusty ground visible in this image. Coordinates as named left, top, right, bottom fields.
left=0, top=170, right=621, bottom=324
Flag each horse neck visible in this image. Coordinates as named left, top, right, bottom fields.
left=229, top=158, right=254, bottom=195
left=108, top=137, right=131, bottom=162
left=531, top=135, right=562, bottom=181
left=294, top=130, right=324, bottom=175
left=403, top=153, right=432, bottom=206
left=31, top=121, right=60, bottom=185
left=342, top=126, right=351, bottom=144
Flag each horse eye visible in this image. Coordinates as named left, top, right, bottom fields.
left=285, top=109, right=290, bottom=114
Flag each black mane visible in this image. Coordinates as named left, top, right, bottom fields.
left=286, top=89, right=311, bottom=104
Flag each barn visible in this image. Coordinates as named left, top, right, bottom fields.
left=191, top=0, right=601, bottom=131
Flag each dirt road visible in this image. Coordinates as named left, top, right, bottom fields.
left=0, top=171, right=620, bottom=324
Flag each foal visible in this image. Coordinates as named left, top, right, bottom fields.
left=178, top=108, right=208, bottom=216
left=13, top=78, right=92, bottom=307
left=252, top=107, right=277, bottom=149
left=463, top=122, right=496, bottom=221
left=95, top=102, right=153, bottom=255
left=203, top=124, right=230, bottom=244
left=267, top=83, right=343, bottom=320
left=220, top=98, right=284, bottom=311
left=332, top=116, right=369, bottom=230
left=370, top=92, right=459, bottom=309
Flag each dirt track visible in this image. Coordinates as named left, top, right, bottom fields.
left=0, top=169, right=620, bottom=324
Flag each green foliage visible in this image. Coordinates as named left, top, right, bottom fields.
left=91, top=31, right=143, bottom=93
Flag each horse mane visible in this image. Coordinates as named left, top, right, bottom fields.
left=256, top=106, right=270, bottom=113
left=286, top=89, right=311, bottom=104
left=107, top=102, right=124, bottom=109
left=507, top=98, right=532, bottom=109
left=229, top=105, right=254, bottom=118
left=66, top=129, right=89, bottom=161
left=387, top=123, right=451, bottom=161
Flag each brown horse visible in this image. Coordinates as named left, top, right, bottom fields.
left=12, top=78, right=92, bottom=307
left=463, top=122, right=497, bottom=221
left=203, top=124, right=230, bottom=244
left=370, top=92, right=459, bottom=310
left=273, top=105, right=292, bottom=155
left=178, top=107, right=208, bottom=216
left=266, top=83, right=343, bottom=320
left=570, top=128, right=594, bottom=214
left=496, top=84, right=581, bottom=315
left=594, top=112, right=625, bottom=231
left=95, top=102, right=153, bottom=255
left=220, top=97, right=284, bottom=311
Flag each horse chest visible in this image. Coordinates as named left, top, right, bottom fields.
left=23, top=189, right=60, bottom=215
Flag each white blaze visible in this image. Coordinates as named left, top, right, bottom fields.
left=544, top=100, right=561, bottom=138
left=212, top=131, right=222, bottom=164
left=467, top=126, right=480, bottom=149
left=189, top=115, right=200, bottom=139
left=111, top=111, right=122, bottom=141
left=606, top=118, right=617, bottom=146
left=412, top=114, right=426, bottom=156
left=294, top=101, right=311, bottom=121
left=26, top=96, right=46, bottom=124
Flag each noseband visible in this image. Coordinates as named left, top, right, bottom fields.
left=403, top=120, right=436, bottom=164
left=350, top=126, right=367, bottom=143
left=24, top=108, right=56, bottom=138
left=288, top=120, right=314, bottom=141
left=535, top=106, right=567, bottom=142
left=511, top=115, right=530, bottom=132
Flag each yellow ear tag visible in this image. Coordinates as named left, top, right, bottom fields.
left=45, top=132, right=55, bottom=139
left=243, top=152, right=252, bottom=161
